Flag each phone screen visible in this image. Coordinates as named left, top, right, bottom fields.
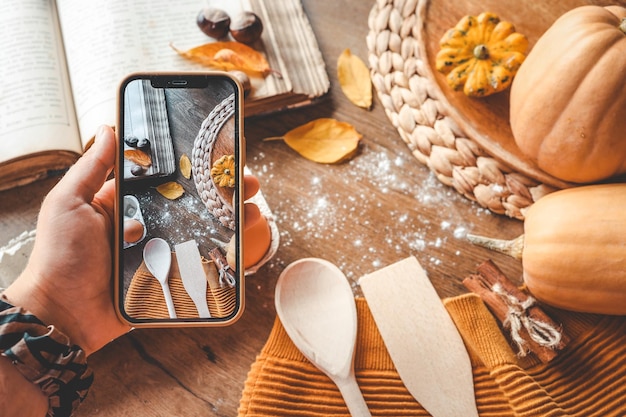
left=115, top=73, right=244, bottom=327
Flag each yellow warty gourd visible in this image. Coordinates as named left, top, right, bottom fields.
left=436, top=12, right=528, bottom=97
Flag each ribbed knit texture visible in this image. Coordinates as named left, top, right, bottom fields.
left=125, top=254, right=236, bottom=319
left=238, top=294, right=626, bottom=416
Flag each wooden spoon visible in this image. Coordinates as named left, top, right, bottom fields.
left=143, top=238, right=177, bottom=319
left=275, top=258, right=371, bottom=417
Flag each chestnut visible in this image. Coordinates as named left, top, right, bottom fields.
left=130, top=165, right=146, bottom=176
left=197, top=7, right=231, bottom=39
left=137, top=138, right=150, bottom=149
left=124, top=135, right=139, bottom=147
left=230, top=11, right=263, bottom=45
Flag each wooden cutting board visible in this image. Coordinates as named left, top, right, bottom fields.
left=418, top=0, right=626, bottom=188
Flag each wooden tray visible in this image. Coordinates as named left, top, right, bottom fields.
left=368, top=0, right=625, bottom=218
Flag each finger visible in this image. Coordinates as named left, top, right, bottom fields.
left=244, top=175, right=260, bottom=200
left=56, top=125, right=116, bottom=204
left=93, top=178, right=116, bottom=221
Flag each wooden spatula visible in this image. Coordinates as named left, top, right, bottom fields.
left=359, top=256, right=478, bottom=417
left=175, top=240, right=211, bottom=318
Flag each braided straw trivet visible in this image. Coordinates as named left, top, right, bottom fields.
left=367, top=0, right=563, bottom=220
left=193, top=94, right=237, bottom=229
left=191, top=95, right=280, bottom=274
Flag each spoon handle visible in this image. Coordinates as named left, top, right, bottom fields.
left=160, top=282, right=177, bottom=319
left=336, top=373, right=371, bottom=417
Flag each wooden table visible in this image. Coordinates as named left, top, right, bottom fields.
left=0, top=0, right=524, bottom=415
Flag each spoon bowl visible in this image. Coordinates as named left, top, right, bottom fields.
left=275, top=258, right=370, bottom=416
left=143, top=238, right=177, bottom=319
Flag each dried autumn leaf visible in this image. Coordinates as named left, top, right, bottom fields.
left=156, top=181, right=184, bottom=200
left=171, top=41, right=273, bottom=77
left=180, top=154, right=192, bottom=179
left=268, top=118, right=362, bottom=164
left=124, top=149, right=152, bottom=167
left=337, top=49, right=372, bottom=109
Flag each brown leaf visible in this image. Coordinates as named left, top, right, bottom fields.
left=124, top=149, right=152, bottom=167
left=156, top=181, right=184, bottom=200
left=179, top=154, right=192, bottom=179
left=270, top=118, right=362, bottom=164
left=171, top=41, right=273, bottom=77
left=337, top=49, right=372, bottom=109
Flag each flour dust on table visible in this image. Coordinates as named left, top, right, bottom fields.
left=249, top=145, right=494, bottom=285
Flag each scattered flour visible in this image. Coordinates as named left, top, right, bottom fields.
left=248, top=144, right=491, bottom=283
left=135, top=188, right=231, bottom=249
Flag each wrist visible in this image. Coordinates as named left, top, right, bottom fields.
left=0, top=295, right=93, bottom=417
left=3, top=268, right=93, bottom=355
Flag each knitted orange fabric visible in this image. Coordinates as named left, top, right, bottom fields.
left=238, top=294, right=626, bottom=416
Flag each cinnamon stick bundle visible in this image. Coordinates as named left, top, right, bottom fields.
left=463, top=260, right=568, bottom=363
left=208, top=247, right=236, bottom=287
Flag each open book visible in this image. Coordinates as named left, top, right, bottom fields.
left=0, top=0, right=329, bottom=191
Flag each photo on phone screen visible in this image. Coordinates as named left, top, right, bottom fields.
left=115, top=72, right=244, bottom=327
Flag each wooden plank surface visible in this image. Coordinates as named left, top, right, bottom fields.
left=0, top=0, right=526, bottom=415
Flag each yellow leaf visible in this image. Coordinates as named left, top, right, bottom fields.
left=124, top=149, right=152, bottom=167
left=156, top=182, right=184, bottom=200
left=179, top=154, right=192, bottom=179
left=171, top=41, right=273, bottom=77
left=273, top=118, right=362, bottom=164
left=337, top=49, right=372, bottom=109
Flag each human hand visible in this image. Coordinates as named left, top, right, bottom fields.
left=243, top=175, right=260, bottom=199
left=4, top=125, right=130, bottom=356
left=4, top=125, right=265, bottom=356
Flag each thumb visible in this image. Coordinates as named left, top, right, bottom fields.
left=55, top=125, right=116, bottom=204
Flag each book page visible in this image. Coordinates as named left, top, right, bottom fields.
left=0, top=0, right=81, bottom=164
left=55, top=0, right=289, bottom=143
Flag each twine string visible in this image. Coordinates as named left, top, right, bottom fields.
left=492, top=283, right=562, bottom=356
left=213, top=256, right=236, bottom=288
left=218, top=265, right=236, bottom=288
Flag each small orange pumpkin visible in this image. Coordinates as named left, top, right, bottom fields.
left=510, top=5, right=626, bottom=183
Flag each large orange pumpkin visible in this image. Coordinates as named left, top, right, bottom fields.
left=468, top=183, right=626, bottom=315
left=510, top=5, right=626, bottom=183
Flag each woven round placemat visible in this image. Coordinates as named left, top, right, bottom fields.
left=191, top=94, right=280, bottom=274
left=366, top=0, right=561, bottom=220
left=193, top=94, right=237, bottom=229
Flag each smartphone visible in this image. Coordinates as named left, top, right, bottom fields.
left=114, top=72, right=244, bottom=327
